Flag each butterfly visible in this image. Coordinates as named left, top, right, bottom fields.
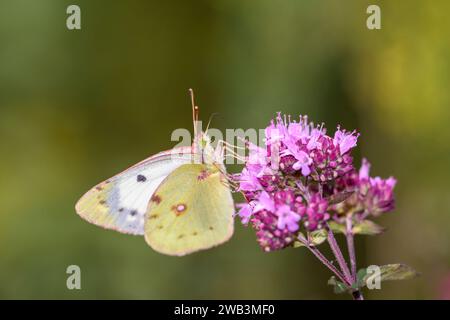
left=75, top=89, right=234, bottom=256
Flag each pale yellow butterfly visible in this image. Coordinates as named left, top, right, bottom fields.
left=75, top=89, right=234, bottom=255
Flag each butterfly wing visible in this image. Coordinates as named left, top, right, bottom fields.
left=144, top=163, right=234, bottom=256
left=75, top=147, right=193, bottom=235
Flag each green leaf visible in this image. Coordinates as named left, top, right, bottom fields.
left=357, top=268, right=368, bottom=282
left=377, top=264, right=420, bottom=282
left=293, top=240, right=306, bottom=248
left=330, top=264, right=419, bottom=295
left=327, top=276, right=349, bottom=294
left=354, top=268, right=368, bottom=289
left=293, top=230, right=327, bottom=247
left=352, top=220, right=385, bottom=235
left=293, top=232, right=306, bottom=248
left=328, top=221, right=346, bottom=234
left=307, top=229, right=328, bottom=246
left=359, top=264, right=420, bottom=288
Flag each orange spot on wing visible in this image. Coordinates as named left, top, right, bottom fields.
left=151, top=194, right=162, bottom=204
left=171, top=203, right=187, bottom=216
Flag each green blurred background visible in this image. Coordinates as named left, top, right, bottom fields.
left=1, top=0, right=449, bottom=299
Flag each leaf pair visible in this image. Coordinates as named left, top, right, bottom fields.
left=294, top=229, right=328, bottom=248
left=328, top=264, right=420, bottom=294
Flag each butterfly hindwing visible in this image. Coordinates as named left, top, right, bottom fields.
left=75, top=148, right=193, bottom=235
left=144, top=163, right=234, bottom=256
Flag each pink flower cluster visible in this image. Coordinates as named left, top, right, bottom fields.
left=331, top=158, right=397, bottom=219
left=235, top=113, right=396, bottom=252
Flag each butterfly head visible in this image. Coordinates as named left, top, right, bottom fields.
left=189, top=89, right=225, bottom=167
left=192, top=131, right=225, bottom=168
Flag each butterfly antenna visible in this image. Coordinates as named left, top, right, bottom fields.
left=205, top=112, right=219, bottom=135
left=189, top=88, right=200, bottom=138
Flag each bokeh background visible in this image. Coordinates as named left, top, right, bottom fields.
left=1, top=0, right=449, bottom=299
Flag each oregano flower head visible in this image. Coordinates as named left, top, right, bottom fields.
left=234, top=113, right=395, bottom=252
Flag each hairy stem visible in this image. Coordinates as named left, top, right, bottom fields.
left=345, top=215, right=357, bottom=282
left=325, top=223, right=353, bottom=284
left=297, top=236, right=350, bottom=286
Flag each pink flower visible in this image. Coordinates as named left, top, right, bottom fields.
left=367, top=176, right=397, bottom=216
left=247, top=143, right=267, bottom=167
left=237, top=203, right=253, bottom=224
left=359, top=158, right=371, bottom=181
left=254, top=191, right=275, bottom=213
left=235, top=113, right=395, bottom=252
left=288, top=116, right=321, bottom=143
left=238, top=168, right=261, bottom=192
left=304, top=194, right=330, bottom=230
left=288, top=121, right=309, bottom=142
left=333, top=126, right=359, bottom=155
left=265, top=113, right=287, bottom=145
left=291, top=150, right=312, bottom=176
left=276, top=205, right=300, bottom=232
left=330, top=159, right=397, bottom=218
left=252, top=210, right=295, bottom=252
left=281, top=145, right=312, bottom=176
left=307, top=128, right=324, bottom=150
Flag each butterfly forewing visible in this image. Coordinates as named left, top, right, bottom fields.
left=75, top=148, right=193, bottom=235
left=144, top=163, right=234, bottom=256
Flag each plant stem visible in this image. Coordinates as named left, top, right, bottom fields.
left=298, top=234, right=364, bottom=300
left=297, top=236, right=350, bottom=286
left=352, top=290, right=364, bottom=300
left=345, top=215, right=357, bottom=282
left=325, top=223, right=353, bottom=284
